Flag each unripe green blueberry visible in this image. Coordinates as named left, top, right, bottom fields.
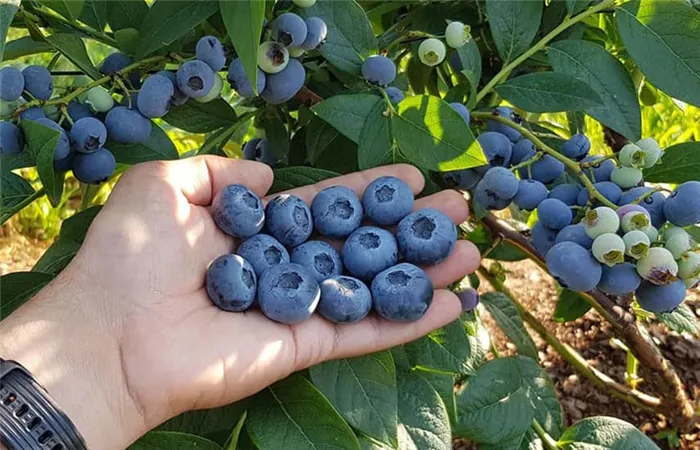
left=258, top=42, right=290, bottom=74
left=636, top=137, right=662, bottom=168
left=665, top=233, right=693, bottom=260
left=85, top=86, right=114, bottom=113
left=592, top=233, right=625, bottom=266
left=585, top=206, right=620, bottom=239
left=621, top=210, right=651, bottom=233
left=619, top=143, right=645, bottom=168
left=623, top=230, right=650, bottom=260
left=678, top=252, right=700, bottom=280
left=643, top=226, right=659, bottom=243
left=445, top=21, right=469, bottom=48
left=418, top=38, right=446, bottom=67
left=636, top=247, right=679, bottom=285
left=0, top=99, right=19, bottom=116
left=684, top=277, right=698, bottom=289
left=664, top=226, right=688, bottom=241
left=194, top=73, right=223, bottom=103
left=43, top=104, right=60, bottom=121
left=293, top=0, right=316, bottom=7
left=289, top=47, right=305, bottom=58
left=610, top=166, right=643, bottom=189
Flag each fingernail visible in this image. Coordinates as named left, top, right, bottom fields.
left=457, top=288, right=479, bottom=312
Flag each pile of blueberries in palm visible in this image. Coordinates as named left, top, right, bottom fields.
left=445, top=106, right=700, bottom=314
left=205, top=176, right=459, bottom=325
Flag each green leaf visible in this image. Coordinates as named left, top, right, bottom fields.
left=644, top=142, right=700, bottom=183
left=107, top=0, right=149, bottom=31
left=300, top=0, right=378, bottom=75
left=558, top=416, right=660, bottom=449
left=1, top=172, right=35, bottom=224
left=0, top=1, right=19, bottom=62
left=79, top=0, right=107, bottom=31
left=45, top=33, right=101, bottom=79
left=617, top=0, right=700, bottom=108
left=159, top=402, right=247, bottom=445
left=495, top=72, right=603, bottom=113
left=566, top=0, right=590, bottom=14
left=358, top=99, right=398, bottom=170
left=136, top=0, right=220, bottom=59
left=108, top=124, right=179, bottom=164
left=310, top=352, right=398, bottom=447
left=129, top=431, right=222, bottom=450
left=306, top=116, right=339, bottom=164
left=247, top=374, right=360, bottom=450
left=480, top=292, right=538, bottom=359
left=269, top=167, right=340, bottom=194
left=391, top=95, right=486, bottom=171
left=33, top=207, right=102, bottom=274
left=396, top=370, right=452, bottom=450
left=657, top=304, right=698, bottom=335
left=220, top=0, right=266, bottom=96
left=486, top=0, right=543, bottom=63
left=455, top=39, right=481, bottom=108
left=0, top=271, right=54, bottom=320
left=20, top=120, right=64, bottom=207
left=262, top=113, right=290, bottom=163
left=198, top=126, right=236, bottom=157
left=312, top=94, right=381, bottom=144
left=114, top=28, right=140, bottom=56
left=3, top=36, right=54, bottom=61
left=416, top=371, right=457, bottom=427
left=225, top=411, right=248, bottom=450
left=487, top=242, right=528, bottom=262
left=164, top=99, right=237, bottom=133
left=548, top=40, right=641, bottom=140
left=38, top=0, right=84, bottom=21
left=553, top=289, right=592, bottom=323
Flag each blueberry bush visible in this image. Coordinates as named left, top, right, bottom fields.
left=1, top=0, right=700, bottom=448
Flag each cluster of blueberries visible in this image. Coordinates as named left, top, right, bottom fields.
left=444, top=106, right=699, bottom=314
left=205, top=176, right=461, bottom=325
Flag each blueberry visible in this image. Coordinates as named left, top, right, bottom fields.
left=592, top=233, right=625, bottom=266
left=678, top=252, right=700, bottom=280
left=66, top=101, right=94, bottom=121
left=584, top=206, right=620, bottom=239
left=196, top=36, right=226, bottom=71
left=237, top=234, right=290, bottom=277
left=361, top=55, right=396, bottom=87
left=372, top=263, right=433, bottom=322
left=457, top=287, right=479, bottom=312
left=477, top=132, right=512, bottom=167
left=242, top=138, right=278, bottom=166
left=548, top=184, right=581, bottom=206
left=20, top=107, right=46, bottom=121
left=513, top=179, right=548, bottom=211
left=598, top=262, right=641, bottom=296
left=576, top=181, right=622, bottom=206
left=623, top=230, right=650, bottom=260
left=258, top=263, right=321, bottom=324
left=537, top=198, right=572, bottom=230
left=155, top=70, right=189, bottom=106
left=521, top=155, right=565, bottom=184
left=206, top=254, right=257, bottom=312
left=636, top=247, right=678, bottom=285
left=212, top=184, right=265, bottom=238
left=228, top=59, right=266, bottom=98
left=511, top=139, right=536, bottom=165
left=487, top=106, right=522, bottom=142
left=619, top=143, right=645, bottom=168
left=293, top=0, right=316, bottom=7
left=449, top=102, right=470, bottom=124
left=362, top=176, right=414, bottom=226
left=617, top=203, right=648, bottom=221
left=273, top=13, right=308, bottom=47
left=610, top=167, right=643, bottom=189
left=99, top=52, right=141, bottom=87
left=137, top=74, right=174, bottom=118
left=105, top=106, right=152, bottom=144
left=265, top=194, right=313, bottom=247
left=664, top=181, right=700, bottom=227
left=193, top=73, right=224, bottom=104
left=621, top=209, right=651, bottom=233
left=441, top=166, right=486, bottom=190
left=561, top=134, right=590, bottom=161
left=0, top=67, right=24, bottom=101
left=449, top=52, right=463, bottom=72
left=70, top=117, right=107, bottom=153
left=177, top=60, right=215, bottom=99
left=665, top=233, right=692, bottom=259
left=22, top=65, right=53, bottom=100
left=531, top=221, right=558, bottom=256
left=636, top=138, right=662, bottom=168
left=260, top=58, right=306, bottom=105
left=555, top=223, right=593, bottom=249
left=72, top=148, right=116, bottom=184
left=418, top=38, right=446, bottom=66
left=619, top=187, right=666, bottom=229
left=581, top=157, right=615, bottom=182
left=397, top=208, right=457, bottom=265
left=318, top=276, right=372, bottom=324
left=301, top=17, right=327, bottom=50
left=85, top=86, right=115, bottom=113
left=342, top=226, right=398, bottom=280
left=0, top=122, right=24, bottom=155
left=53, top=151, right=74, bottom=172
left=291, top=240, right=343, bottom=282
left=311, top=185, right=363, bottom=238
left=445, top=21, right=468, bottom=49
left=34, top=118, right=70, bottom=160
left=474, top=166, right=519, bottom=210
left=385, top=87, right=405, bottom=104
left=546, top=242, right=602, bottom=291
left=258, top=42, right=290, bottom=74
left=635, top=279, right=686, bottom=313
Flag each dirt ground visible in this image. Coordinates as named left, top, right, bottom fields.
left=2, top=223, right=699, bottom=449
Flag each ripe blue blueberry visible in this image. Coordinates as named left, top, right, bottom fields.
left=212, top=184, right=265, bottom=239
left=636, top=247, right=678, bottom=285
left=371, top=263, right=433, bottom=322
left=457, top=288, right=479, bottom=312
left=397, top=208, right=457, bottom=265
left=53, top=151, right=74, bottom=172
left=273, top=13, right=308, bottom=47
left=137, top=74, right=174, bottom=118
left=511, top=139, right=536, bottom=165
left=66, top=101, right=94, bottom=121
left=0, top=67, right=24, bottom=101
left=155, top=70, right=189, bottom=106
left=592, top=233, right=625, bottom=266
left=635, top=279, right=686, bottom=313
left=205, top=254, right=257, bottom=312
left=70, top=117, right=107, bottom=153
left=0, top=122, right=24, bottom=155
left=99, top=52, right=141, bottom=87
left=561, top=134, right=590, bottom=161
left=290, top=240, right=343, bottom=282
left=177, top=60, right=215, bottom=99
left=474, top=167, right=518, bottom=210
left=242, top=138, right=278, bottom=166
left=260, top=58, right=306, bottom=105
left=487, top=106, right=522, bottom=142
left=318, top=276, right=372, bottom=324
left=449, top=102, right=470, bottom=124
left=72, top=148, right=116, bottom=184
left=311, top=185, right=363, bottom=238
left=258, top=263, right=320, bottom=324
left=546, top=242, right=602, bottom=292
left=105, top=106, right=152, bottom=144
left=301, top=17, right=328, bottom=50
left=477, top=131, right=512, bottom=167
left=531, top=221, right=558, bottom=256
left=362, top=176, right=414, bottom=226
left=342, top=226, right=398, bottom=280
left=449, top=52, right=463, bottom=72
left=598, top=262, right=641, bottom=296
left=228, top=59, right=266, bottom=98
left=385, top=87, right=405, bottom=104
left=361, top=55, right=396, bottom=87
left=513, top=179, right=548, bottom=211
left=664, top=181, right=700, bottom=227
left=522, top=155, right=565, bottom=184
left=576, top=181, right=622, bottom=206
left=20, top=107, right=46, bottom=121
left=537, top=198, right=572, bottom=231
left=548, top=184, right=581, bottom=206
left=34, top=118, right=70, bottom=160
left=442, top=166, right=486, bottom=190
left=555, top=223, right=593, bottom=250
left=237, top=234, right=290, bottom=277
left=581, top=157, right=615, bottom=182
left=619, top=187, right=666, bottom=229
left=196, top=36, right=226, bottom=71
left=265, top=194, right=313, bottom=247
left=22, top=65, right=53, bottom=100
left=584, top=206, right=620, bottom=239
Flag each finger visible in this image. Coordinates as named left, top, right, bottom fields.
left=423, top=240, right=481, bottom=288
left=413, top=189, right=469, bottom=224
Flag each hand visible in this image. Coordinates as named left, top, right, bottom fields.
left=0, top=157, right=481, bottom=450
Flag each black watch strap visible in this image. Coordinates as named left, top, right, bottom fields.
left=0, top=358, right=88, bottom=450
